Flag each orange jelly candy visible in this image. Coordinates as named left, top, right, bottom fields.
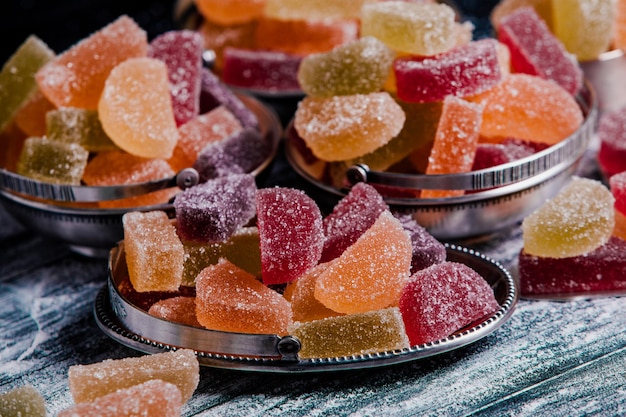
left=36, top=15, right=148, bottom=110
left=148, top=296, right=201, bottom=327
left=285, top=262, right=344, bottom=322
left=13, top=90, right=55, bottom=137
left=194, top=0, right=266, bottom=25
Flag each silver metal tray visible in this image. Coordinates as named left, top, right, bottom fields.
left=95, top=243, right=518, bottom=373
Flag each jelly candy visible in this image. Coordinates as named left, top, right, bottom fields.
left=46, top=108, right=118, bottom=152
left=36, top=16, right=148, bottom=109
left=13, top=90, right=55, bottom=137
left=497, top=7, right=583, bottom=96
left=360, top=1, right=457, bottom=56
left=0, top=122, right=28, bottom=172
left=16, top=137, right=89, bottom=185
left=174, top=174, right=256, bottom=243
left=148, top=296, right=201, bottom=327
left=195, top=258, right=293, bottom=334
left=314, top=211, right=412, bottom=314
left=264, top=0, right=374, bottom=20
left=471, top=139, right=538, bottom=170
left=421, top=95, right=483, bottom=199
left=148, top=30, right=204, bottom=126
left=616, top=0, right=626, bottom=52
left=521, top=177, right=615, bottom=258
left=394, top=213, right=446, bottom=273
left=168, top=105, right=243, bottom=172
left=610, top=171, right=626, bottom=217
left=197, top=18, right=257, bottom=72
left=321, top=182, right=388, bottom=262
left=98, top=57, right=179, bottom=159
left=68, top=349, right=199, bottom=403
left=122, top=210, right=184, bottom=292
left=256, top=187, right=324, bottom=285
left=597, top=106, right=626, bottom=177
left=614, top=210, right=626, bottom=241
left=59, top=380, right=182, bottom=417
left=297, top=36, right=395, bottom=97
left=490, top=0, right=554, bottom=32
left=294, top=92, right=405, bottom=161
left=469, top=73, right=583, bottom=145
left=285, top=262, right=343, bottom=323
left=399, top=261, right=499, bottom=345
left=288, top=307, right=410, bottom=358
left=0, top=385, right=46, bottom=417
left=394, top=39, right=503, bottom=103
left=518, top=236, right=626, bottom=296
left=194, top=0, right=265, bottom=25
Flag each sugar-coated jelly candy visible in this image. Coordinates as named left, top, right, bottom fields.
left=148, top=30, right=204, bottom=126
left=0, top=385, right=46, bottom=417
left=123, top=211, right=184, bottom=292
left=395, top=213, right=446, bottom=273
left=399, top=261, right=499, bottom=345
left=13, top=90, right=55, bottom=137
left=321, top=182, right=388, bottom=263
left=471, top=139, right=537, bottom=170
left=616, top=0, right=626, bottom=52
left=552, top=0, right=614, bottom=61
left=490, top=0, right=554, bottom=31
left=68, top=349, right=199, bottom=403
left=174, top=174, right=257, bottom=243
left=199, top=68, right=258, bottom=129
left=610, top=172, right=626, bottom=216
left=148, top=296, right=201, bottom=327
left=46, top=108, right=118, bottom=152
left=519, top=236, right=626, bottom=296
left=264, top=0, right=374, bottom=20
left=83, top=150, right=174, bottom=186
left=285, top=262, right=343, bottom=323
left=256, top=187, right=324, bottom=285
left=17, top=137, right=89, bottom=185
left=195, top=258, right=293, bottom=334
left=36, top=16, right=148, bottom=110
left=469, top=73, right=583, bottom=145
left=0, top=35, right=54, bottom=133
left=194, top=0, right=265, bottom=25
left=197, top=18, right=257, bottom=72
left=315, top=211, right=412, bottom=314
left=614, top=210, right=626, bottom=241
left=394, top=39, right=502, bottom=103
left=421, top=96, right=483, bottom=199
left=98, top=57, right=179, bottom=159
left=294, top=92, right=405, bottom=161
left=497, top=7, right=583, bottom=96
left=297, top=37, right=395, bottom=97
left=59, top=380, right=182, bottom=417
left=360, top=1, right=457, bottom=56
left=597, top=106, right=626, bottom=177
left=288, top=307, right=410, bottom=358
left=521, top=177, right=615, bottom=258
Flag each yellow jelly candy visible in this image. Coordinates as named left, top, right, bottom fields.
left=0, top=385, right=46, bottom=417
left=286, top=261, right=343, bottom=322
left=264, top=0, right=375, bottom=20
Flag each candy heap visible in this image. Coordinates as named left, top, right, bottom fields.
left=0, top=16, right=269, bottom=208
left=121, top=180, right=499, bottom=358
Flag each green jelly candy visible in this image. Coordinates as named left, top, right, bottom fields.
left=46, top=107, right=118, bottom=152
left=17, top=137, right=89, bottom=185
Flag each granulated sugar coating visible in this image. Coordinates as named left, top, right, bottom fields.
left=314, top=211, right=412, bottom=315
left=610, top=171, right=626, bottom=216
left=17, top=137, right=89, bottom=185
left=82, top=150, right=174, bottom=186
left=148, top=296, right=201, bottom=327
left=521, top=177, right=615, bottom=259
left=68, top=349, right=199, bottom=404
left=297, top=36, right=395, bottom=98
left=98, top=57, right=179, bottom=159
left=195, top=258, right=293, bottom=334
left=14, top=89, right=56, bottom=137
left=294, top=92, right=405, bottom=161
left=256, top=187, right=324, bottom=285
left=490, top=0, right=555, bottom=32
left=0, top=385, right=46, bottom=417
left=36, top=16, right=148, bottom=110
left=45, top=108, right=118, bottom=152
left=148, top=30, right=204, bottom=127
left=60, top=379, right=182, bottom=417
left=598, top=106, right=626, bottom=177
left=394, top=213, right=446, bottom=273
left=174, top=174, right=257, bottom=243
left=471, top=139, right=539, bottom=170
left=264, top=0, right=374, bottom=20
left=399, top=261, right=499, bottom=346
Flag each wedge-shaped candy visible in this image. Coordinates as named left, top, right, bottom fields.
left=98, top=57, right=179, bottom=159
left=394, top=213, right=446, bottom=273
left=288, top=307, right=410, bottom=358
left=519, top=236, right=626, bottom=296
left=68, top=349, right=199, bottom=403
left=498, top=7, right=583, bottom=96
left=399, top=261, right=499, bottom=345
left=265, top=0, right=374, bottom=20
left=195, top=258, right=293, bottom=334
left=315, top=211, right=412, bottom=314
left=0, top=35, right=54, bottom=132
left=610, top=171, right=626, bottom=217
left=421, top=96, right=483, bottom=199
left=148, top=296, right=201, bottom=327
left=297, top=37, right=395, bottom=97
left=194, top=0, right=265, bottom=25
left=360, top=1, right=457, bottom=56
left=256, top=187, right=324, bottom=285
left=469, top=73, right=583, bottom=145
left=598, top=106, right=626, bottom=178
left=394, top=39, right=502, bottom=103
left=17, top=137, right=88, bottom=185
left=294, top=92, right=405, bottom=161
left=285, top=262, right=343, bottom=323
left=0, top=385, right=46, bottom=417
left=199, top=68, right=258, bottom=129
left=123, top=210, right=184, bottom=292
left=36, top=16, right=148, bottom=109
left=174, top=174, right=257, bottom=243
left=521, top=177, right=615, bottom=258
left=148, top=30, right=204, bottom=126
left=46, top=108, right=118, bottom=152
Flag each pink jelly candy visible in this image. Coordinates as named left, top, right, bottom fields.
left=497, top=7, right=583, bottom=96
left=256, top=187, right=324, bottom=285
left=598, top=106, right=626, bottom=178
left=394, top=38, right=502, bottom=103
left=471, top=139, right=538, bottom=170
left=394, top=213, right=446, bottom=273
left=399, top=261, right=499, bottom=345
left=610, top=171, right=626, bottom=216
left=320, top=182, right=388, bottom=263
left=174, top=174, right=257, bottom=243
left=148, top=30, right=204, bottom=126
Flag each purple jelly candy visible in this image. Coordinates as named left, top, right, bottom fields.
left=174, top=173, right=256, bottom=243
left=394, top=213, right=446, bottom=273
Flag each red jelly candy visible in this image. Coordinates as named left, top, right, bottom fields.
left=471, top=139, right=538, bottom=170
left=610, top=171, right=626, bottom=216
left=399, top=261, right=499, bottom=345
left=256, top=187, right=324, bottom=285
left=598, top=107, right=626, bottom=178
